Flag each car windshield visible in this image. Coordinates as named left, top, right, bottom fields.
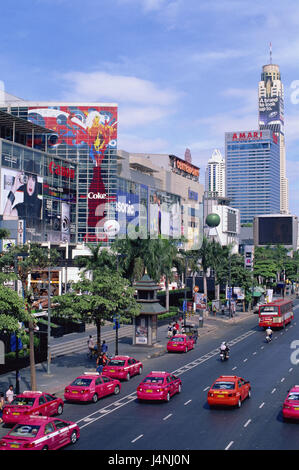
left=288, top=393, right=299, bottom=401
left=108, top=360, right=125, bottom=366
left=213, top=382, right=235, bottom=390
left=71, top=378, right=92, bottom=387
left=143, top=377, right=164, bottom=384
left=171, top=337, right=184, bottom=342
left=10, top=397, right=35, bottom=406
left=9, top=424, right=40, bottom=438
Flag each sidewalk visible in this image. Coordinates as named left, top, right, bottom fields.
left=0, top=310, right=254, bottom=398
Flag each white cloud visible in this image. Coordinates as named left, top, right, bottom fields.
left=61, top=71, right=181, bottom=106
left=118, top=132, right=169, bottom=153
left=118, top=105, right=175, bottom=128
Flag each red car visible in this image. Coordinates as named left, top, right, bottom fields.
left=103, top=356, right=143, bottom=381
left=282, top=386, right=299, bottom=421
left=64, top=372, right=121, bottom=403
left=207, top=375, right=251, bottom=408
left=0, top=416, right=79, bottom=450
left=2, top=391, right=64, bottom=424
left=137, top=371, right=182, bottom=402
left=167, top=334, right=195, bottom=353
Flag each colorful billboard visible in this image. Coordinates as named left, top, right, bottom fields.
left=28, top=104, right=118, bottom=243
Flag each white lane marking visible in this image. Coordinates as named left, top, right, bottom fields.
left=253, top=352, right=257, bottom=355
left=244, top=419, right=251, bottom=428
left=281, top=378, right=285, bottom=382
left=225, top=441, right=234, bottom=450
left=232, top=366, right=237, bottom=371
left=243, top=358, right=248, bottom=362
left=289, top=368, right=293, bottom=372
left=184, top=400, right=192, bottom=405
left=271, top=388, right=276, bottom=394
left=261, top=346, right=264, bottom=349
left=131, top=434, right=143, bottom=443
left=259, top=402, right=265, bottom=409
left=203, top=387, right=210, bottom=391
left=163, top=414, right=172, bottom=421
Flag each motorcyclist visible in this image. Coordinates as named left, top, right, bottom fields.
left=266, top=327, right=273, bottom=341
left=220, top=341, right=230, bottom=359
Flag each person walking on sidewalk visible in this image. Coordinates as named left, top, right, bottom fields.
left=101, top=340, right=108, bottom=354
left=96, top=353, right=105, bottom=374
left=5, top=385, right=14, bottom=404
left=167, top=323, right=173, bottom=338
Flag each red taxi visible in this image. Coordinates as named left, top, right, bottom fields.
left=0, top=416, right=79, bottom=450
left=64, top=372, right=121, bottom=403
left=137, top=371, right=182, bottom=402
left=282, top=386, right=299, bottom=421
left=167, top=334, right=194, bottom=353
left=207, top=375, right=251, bottom=408
left=2, top=391, right=64, bottom=424
left=103, top=356, right=143, bottom=381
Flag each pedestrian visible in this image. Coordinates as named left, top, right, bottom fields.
left=5, top=385, right=14, bottom=404
left=101, top=340, right=108, bottom=354
left=96, top=353, right=105, bottom=374
left=172, top=323, right=177, bottom=336
left=87, top=335, right=95, bottom=358
left=213, top=305, right=217, bottom=316
left=175, top=321, right=180, bottom=333
left=0, top=392, right=4, bottom=423
left=167, top=322, right=172, bottom=338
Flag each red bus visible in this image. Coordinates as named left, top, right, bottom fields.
left=259, top=299, right=294, bottom=328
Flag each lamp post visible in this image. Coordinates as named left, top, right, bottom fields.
left=47, top=243, right=51, bottom=375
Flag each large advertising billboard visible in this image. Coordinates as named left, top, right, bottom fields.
left=259, top=96, right=284, bottom=127
left=258, top=216, right=293, bottom=245
left=149, top=189, right=181, bottom=238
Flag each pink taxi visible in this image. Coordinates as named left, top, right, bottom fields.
left=0, top=416, right=79, bottom=450
left=282, top=386, right=299, bottom=421
left=167, top=334, right=195, bottom=353
left=2, top=391, right=64, bottom=425
left=137, top=371, right=182, bottom=402
left=103, top=356, right=143, bottom=381
left=64, top=372, right=121, bottom=403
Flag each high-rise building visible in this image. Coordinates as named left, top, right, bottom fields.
left=225, top=129, right=280, bottom=224
left=258, top=61, right=289, bottom=214
left=205, top=149, right=226, bottom=197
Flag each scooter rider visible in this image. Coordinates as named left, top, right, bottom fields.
left=266, top=326, right=273, bottom=341
left=220, top=341, right=230, bottom=359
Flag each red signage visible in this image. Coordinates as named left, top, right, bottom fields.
left=232, top=131, right=263, bottom=141
left=272, top=133, right=278, bottom=144
left=49, top=161, right=75, bottom=179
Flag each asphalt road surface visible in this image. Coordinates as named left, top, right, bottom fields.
left=60, top=300, right=299, bottom=450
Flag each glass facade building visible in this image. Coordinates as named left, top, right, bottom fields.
left=225, top=130, right=280, bottom=224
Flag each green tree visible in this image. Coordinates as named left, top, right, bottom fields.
left=53, top=269, right=140, bottom=350
left=0, top=243, right=59, bottom=390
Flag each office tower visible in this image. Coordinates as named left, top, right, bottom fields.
left=225, top=130, right=280, bottom=224
left=258, top=60, right=289, bottom=213
left=205, top=149, right=226, bottom=197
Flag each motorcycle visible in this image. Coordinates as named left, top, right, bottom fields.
left=266, top=334, right=272, bottom=343
left=220, top=350, right=229, bottom=361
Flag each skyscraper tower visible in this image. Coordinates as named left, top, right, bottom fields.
left=258, top=49, right=289, bottom=214
left=205, top=149, right=226, bottom=197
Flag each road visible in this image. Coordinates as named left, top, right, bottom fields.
left=2, top=300, right=299, bottom=452
left=61, top=299, right=299, bottom=450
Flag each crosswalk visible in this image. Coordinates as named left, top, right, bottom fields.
left=50, top=325, right=133, bottom=358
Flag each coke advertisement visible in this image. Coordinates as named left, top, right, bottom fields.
left=28, top=104, right=118, bottom=242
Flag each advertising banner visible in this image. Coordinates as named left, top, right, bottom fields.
left=259, top=96, right=284, bottom=126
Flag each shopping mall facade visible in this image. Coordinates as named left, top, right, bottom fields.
left=0, top=101, right=204, bottom=261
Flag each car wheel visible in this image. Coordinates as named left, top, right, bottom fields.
left=57, top=404, right=63, bottom=415
left=92, top=393, right=98, bottom=403
left=237, top=399, right=242, bottom=408
left=126, top=373, right=130, bottom=381
left=70, top=431, right=77, bottom=445
left=166, top=392, right=170, bottom=402
left=114, top=385, right=120, bottom=395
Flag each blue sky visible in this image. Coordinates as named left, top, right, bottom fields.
left=0, top=0, right=298, bottom=215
